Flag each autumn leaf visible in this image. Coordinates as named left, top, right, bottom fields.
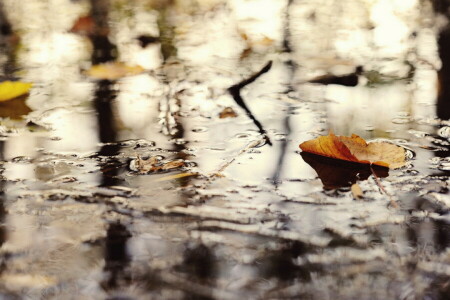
left=301, top=152, right=388, bottom=189
left=218, top=107, right=237, bottom=119
left=130, top=155, right=186, bottom=174
left=299, top=133, right=406, bottom=169
left=0, top=81, right=32, bottom=102
left=86, top=62, right=145, bottom=80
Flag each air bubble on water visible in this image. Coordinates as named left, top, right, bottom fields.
left=429, top=157, right=441, bottom=165
left=274, top=134, right=287, bottom=141
left=405, top=149, right=415, bottom=159
left=438, top=127, right=450, bottom=139
left=120, top=139, right=156, bottom=147
left=364, top=126, right=375, bottom=131
left=402, top=169, right=419, bottom=176
left=185, top=161, right=198, bottom=168
left=439, top=162, right=450, bottom=171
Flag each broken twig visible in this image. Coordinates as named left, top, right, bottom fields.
left=228, top=61, right=273, bottom=145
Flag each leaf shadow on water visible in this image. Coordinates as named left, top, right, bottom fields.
left=300, top=152, right=389, bottom=189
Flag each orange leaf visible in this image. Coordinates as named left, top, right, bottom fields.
left=299, top=133, right=406, bottom=169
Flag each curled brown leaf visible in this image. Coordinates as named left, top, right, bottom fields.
left=299, top=133, right=406, bottom=169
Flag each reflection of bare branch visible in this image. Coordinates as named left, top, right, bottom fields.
left=271, top=105, right=292, bottom=186
left=228, top=61, right=273, bottom=145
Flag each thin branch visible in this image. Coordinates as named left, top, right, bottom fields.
left=370, top=166, right=398, bottom=208
left=228, top=61, right=273, bottom=145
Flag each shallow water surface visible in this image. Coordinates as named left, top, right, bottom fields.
left=0, top=0, right=450, bottom=299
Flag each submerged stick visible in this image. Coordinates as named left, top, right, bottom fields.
left=214, top=139, right=264, bottom=175
left=228, top=61, right=273, bottom=145
left=370, top=166, right=398, bottom=208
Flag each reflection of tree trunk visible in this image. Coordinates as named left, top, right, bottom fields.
left=94, top=80, right=117, bottom=145
left=433, top=219, right=450, bottom=252
left=431, top=0, right=450, bottom=14
left=93, top=80, right=122, bottom=186
left=102, top=222, right=131, bottom=289
left=0, top=1, right=15, bottom=76
left=437, top=29, right=450, bottom=120
left=433, top=0, right=450, bottom=119
left=89, top=0, right=117, bottom=64
left=88, top=0, right=122, bottom=186
left=283, top=0, right=294, bottom=54
left=0, top=141, right=5, bottom=249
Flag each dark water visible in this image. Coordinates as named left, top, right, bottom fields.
left=0, top=0, right=450, bottom=299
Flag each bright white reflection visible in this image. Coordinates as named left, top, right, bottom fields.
left=113, top=9, right=162, bottom=69
left=39, top=108, right=99, bottom=154
left=115, top=74, right=164, bottom=139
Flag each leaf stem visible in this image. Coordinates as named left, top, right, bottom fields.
left=370, top=165, right=398, bottom=208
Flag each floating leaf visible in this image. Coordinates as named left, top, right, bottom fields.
left=299, top=133, right=406, bottom=169
left=86, top=62, right=145, bottom=80
left=219, top=107, right=238, bottom=119
left=0, top=81, right=32, bottom=102
left=301, top=152, right=388, bottom=189
left=130, top=155, right=186, bottom=174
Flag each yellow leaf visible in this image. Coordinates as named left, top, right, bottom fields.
left=0, top=81, right=32, bottom=102
left=155, top=172, right=198, bottom=182
left=299, top=133, right=406, bottom=169
left=86, top=62, right=145, bottom=80
left=219, top=107, right=238, bottom=119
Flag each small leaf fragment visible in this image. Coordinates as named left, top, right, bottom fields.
left=86, top=62, right=145, bottom=80
left=130, top=155, right=186, bottom=174
left=0, top=81, right=32, bottom=102
left=351, top=183, right=363, bottom=199
left=219, top=107, right=238, bottom=119
left=299, top=133, right=406, bottom=169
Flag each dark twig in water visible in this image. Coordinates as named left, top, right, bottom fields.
left=228, top=61, right=273, bottom=145
left=370, top=166, right=398, bottom=208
